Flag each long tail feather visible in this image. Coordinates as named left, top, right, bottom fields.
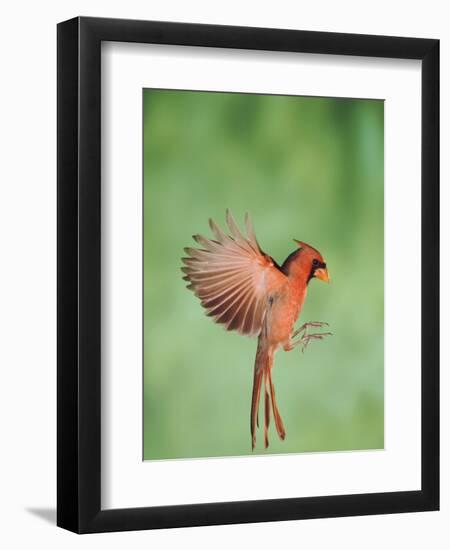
left=250, top=367, right=264, bottom=450
left=268, top=369, right=286, bottom=441
left=264, top=370, right=270, bottom=448
left=251, top=336, right=278, bottom=450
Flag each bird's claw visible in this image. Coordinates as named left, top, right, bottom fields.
left=292, top=321, right=329, bottom=339
left=291, top=321, right=332, bottom=353
left=295, top=332, right=333, bottom=353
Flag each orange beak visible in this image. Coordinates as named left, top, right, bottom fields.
left=314, top=267, right=330, bottom=283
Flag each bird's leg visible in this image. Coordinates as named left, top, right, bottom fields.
left=297, top=332, right=333, bottom=352
left=292, top=331, right=332, bottom=353
left=291, top=321, right=329, bottom=340
left=289, top=322, right=332, bottom=353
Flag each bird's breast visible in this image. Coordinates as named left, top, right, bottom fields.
left=266, top=283, right=307, bottom=348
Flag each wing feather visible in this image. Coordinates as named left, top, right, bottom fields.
left=244, top=212, right=262, bottom=253
left=182, top=211, right=287, bottom=337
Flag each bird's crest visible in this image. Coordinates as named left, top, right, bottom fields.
left=293, top=239, right=321, bottom=256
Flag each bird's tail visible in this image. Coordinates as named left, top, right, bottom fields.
left=251, top=337, right=286, bottom=450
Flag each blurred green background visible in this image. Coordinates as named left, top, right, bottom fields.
left=143, top=89, right=384, bottom=460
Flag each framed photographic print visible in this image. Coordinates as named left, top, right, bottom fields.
left=57, top=17, right=439, bottom=533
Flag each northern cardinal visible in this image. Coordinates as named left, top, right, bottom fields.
left=182, top=210, right=331, bottom=450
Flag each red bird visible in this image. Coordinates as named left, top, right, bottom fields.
left=182, top=210, right=331, bottom=450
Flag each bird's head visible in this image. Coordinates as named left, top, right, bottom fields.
left=293, top=240, right=330, bottom=283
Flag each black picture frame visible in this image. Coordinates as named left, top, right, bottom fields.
left=57, top=16, right=439, bottom=533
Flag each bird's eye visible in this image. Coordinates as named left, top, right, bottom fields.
left=312, top=259, right=319, bottom=267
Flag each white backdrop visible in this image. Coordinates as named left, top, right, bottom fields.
left=0, top=1, right=448, bottom=549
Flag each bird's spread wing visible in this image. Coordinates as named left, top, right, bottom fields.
left=182, top=210, right=288, bottom=337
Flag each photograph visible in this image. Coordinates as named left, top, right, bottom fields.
left=143, top=89, right=385, bottom=460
